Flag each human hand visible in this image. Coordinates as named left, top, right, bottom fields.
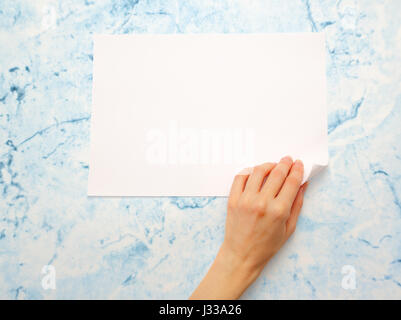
left=190, top=157, right=307, bottom=299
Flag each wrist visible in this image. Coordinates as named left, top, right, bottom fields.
left=190, top=243, right=262, bottom=300
left=212, top=244, right=261, bottom=298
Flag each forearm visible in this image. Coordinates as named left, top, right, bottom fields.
left=189, top=245, right=260, bottom=300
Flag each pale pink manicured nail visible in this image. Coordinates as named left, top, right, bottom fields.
left=280, top=156, right=293, bottom=162
left=237, top=167, right=253, bottom=175
left=294, top=159, right=304, bottom=169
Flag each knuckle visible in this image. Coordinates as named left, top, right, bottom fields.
left=252, top=199, right=267, bottom=214
left=270, top=202, right=287, bottom=219
left=238, top=197, right=251, bottom=211
left=286, top=175, right=301, bottom=186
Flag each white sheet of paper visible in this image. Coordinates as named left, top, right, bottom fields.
left=88, top=33, right=328, bottom=196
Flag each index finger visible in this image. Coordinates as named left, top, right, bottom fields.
left=228, top=167, right=252, bottom=199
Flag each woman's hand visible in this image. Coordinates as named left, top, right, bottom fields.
left=190, top=157, right=308, bottom=300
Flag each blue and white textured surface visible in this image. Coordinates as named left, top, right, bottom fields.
left=0, top=0, right=400, bottom=299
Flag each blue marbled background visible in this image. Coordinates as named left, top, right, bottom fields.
left=1, top=0, right=400, bottom=299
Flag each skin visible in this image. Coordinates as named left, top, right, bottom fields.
left=190, top=156, right=308, bottom=299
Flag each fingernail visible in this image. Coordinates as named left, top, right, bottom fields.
left=294, top=159, right=304, bottom=169
left=237, top=167, right=253, bottom=175
left=280, top=156, right=292, bottom=163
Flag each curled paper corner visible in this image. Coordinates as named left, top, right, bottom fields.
left=302, top=160, right=328, bottom=184
left=309, top=162, right=328, bottom=179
